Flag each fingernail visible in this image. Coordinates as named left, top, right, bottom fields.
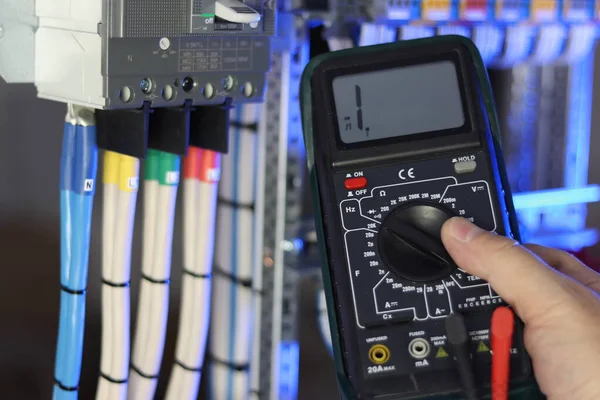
left=447, top=217, right=484, bottom=243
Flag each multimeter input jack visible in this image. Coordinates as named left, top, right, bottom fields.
left=408, top=338, right=430, bottom=359
left=368, top=344, right=391, bottom=364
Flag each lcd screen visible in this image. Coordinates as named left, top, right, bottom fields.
left=332, top=60, right=466, bottom=144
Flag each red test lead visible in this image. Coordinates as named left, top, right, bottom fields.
left=491, top=306, right=515, bottom=400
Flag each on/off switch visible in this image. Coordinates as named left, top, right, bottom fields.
left=345, top=177, right=367, bottom=190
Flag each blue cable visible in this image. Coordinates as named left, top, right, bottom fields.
left=54, top=120, right=98, bottom=399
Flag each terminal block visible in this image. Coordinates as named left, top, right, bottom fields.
left=294, top=0, right=416, bottom=22
left=0, top=0, right=276, bottom=109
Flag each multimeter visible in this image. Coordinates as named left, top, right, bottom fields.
left=300, top=36, right=541, bottom=399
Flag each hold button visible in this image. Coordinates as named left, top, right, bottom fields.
left=454, top=160, right=477, bottom=174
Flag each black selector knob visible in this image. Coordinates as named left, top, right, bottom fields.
left=378, top=202, right=457, bottom=282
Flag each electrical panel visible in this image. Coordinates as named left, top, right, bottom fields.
left=0, top=0, right=276, bottom=109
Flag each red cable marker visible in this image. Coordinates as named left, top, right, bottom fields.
left=183, top=146, right=221, bottom=183
left=491, top=306, right=515, bottom=400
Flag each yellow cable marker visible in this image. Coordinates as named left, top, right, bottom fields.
left=118, top=154, right=140, bottom=193
left=531, top=0, right=557, bottom=22
left=103, top=151, right=120, bottom=185
left=421, top=0, right=452, bottom=21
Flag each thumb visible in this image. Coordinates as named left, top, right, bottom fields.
left=441, top=217, right=571, bottom=323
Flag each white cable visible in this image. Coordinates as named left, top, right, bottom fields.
left=557, top=24, right=598, bottom=65
left=130, top=152, right=179, bottom=400
left=317, top=289, right=333, bottom=355
left=359, top=23, right=397, bottom=46
left=492, top=25, right=536, bottom=68
left=472, top=25, right=504, bottom=65
left=210, top=363, right=250, bottom=398
left=399, top=26, right=435, bottom=40
left=250, top=92, right=268, bottom=400
left=165, top=147, right=220, bottom=400
left=129, top=178, right=158, bottom=400
left=436, top=25, right=471, bottom=39
left=209, top=277, right=254, bottom=399
left=209, top=104, right=260, bottom=400
left=97, top=153, right=139, bottom=400
left=327, top=37, right=354, bottom=52
left=528, top=24, right=567, bottom=65
left=98, top=158, right=117, bottom=400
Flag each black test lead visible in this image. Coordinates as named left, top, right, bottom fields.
left=446, top=313, right=479, bottom=400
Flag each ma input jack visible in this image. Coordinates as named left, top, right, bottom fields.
left=408, top=338, right=430, bottom=359
left=368, top=344, right=391, bottom=364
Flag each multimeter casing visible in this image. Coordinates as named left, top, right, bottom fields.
left=300, top=36, right=541, bottom=399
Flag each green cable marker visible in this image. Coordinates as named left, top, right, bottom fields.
left=144, top=149, right=160, bottom=182
left=145, top=149, right=181, bottom=186
left=158, top=151, right=181, bottom=186
left=300, top=35, right=542, bottom=400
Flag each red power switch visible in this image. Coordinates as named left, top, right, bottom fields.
left=345, top=177, right=367, bottom=190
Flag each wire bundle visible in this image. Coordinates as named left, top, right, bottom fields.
left=209, top=104, right=260, bottom=400
left=129, top=150, right=181, bottom=400
left=96, top=151, right=140, bottom=400
left=54, top=106, right=98, bottom=400
left=165, top=146, right=221, bottom=400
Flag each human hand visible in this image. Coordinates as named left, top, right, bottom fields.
left=441, top=217, right=600, bottom=400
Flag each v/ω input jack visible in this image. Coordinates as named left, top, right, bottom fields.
left=408, top=338, right=430, bottom=359
left=368, top=344, right=391, bottom=364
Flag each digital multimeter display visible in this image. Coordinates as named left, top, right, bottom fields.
left=332, top=61, right=466, bottom=144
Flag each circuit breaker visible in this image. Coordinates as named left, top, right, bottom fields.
left=0, top=0, right=276, bottom=109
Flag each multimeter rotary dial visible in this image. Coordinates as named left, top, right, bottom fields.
left=378, top=202, right=457, bottom=282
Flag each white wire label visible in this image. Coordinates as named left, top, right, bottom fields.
left=166, top=171, right=180, bottom=184
left=128, top=177, right=140, bottom=190
left=84, top=179, right=95, bottom=192
left=205, top=168, right=221, bottom=182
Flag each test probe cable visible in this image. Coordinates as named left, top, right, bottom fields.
left=445, top=313, right=480, bottom=400
left=490, top=306, right=515, bottom=400
left=208, top=103, right=260, bottom=399
left=129, top=150, right=180, bottom=400
left=445, top=307, right=516, bottom=400
left=96, top=150, right=140, bottom=400
left=54, top=104, right=98, bottom=400
left=164, top=115, right=225, bottom=400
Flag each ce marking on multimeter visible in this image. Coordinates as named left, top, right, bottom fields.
left=398, top=168, right=415, bottom=180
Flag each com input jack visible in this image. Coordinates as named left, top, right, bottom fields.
left=368, top=344, right=391, bottom=364
left=408, top=338, right=430, bottom=359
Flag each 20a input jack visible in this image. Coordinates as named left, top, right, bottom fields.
left=368, top=344, right=391, bottom=364
left=409, top=338, right=430, bottom=359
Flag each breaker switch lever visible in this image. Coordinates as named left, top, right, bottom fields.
left=215, top=0, right=261, bottom=24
